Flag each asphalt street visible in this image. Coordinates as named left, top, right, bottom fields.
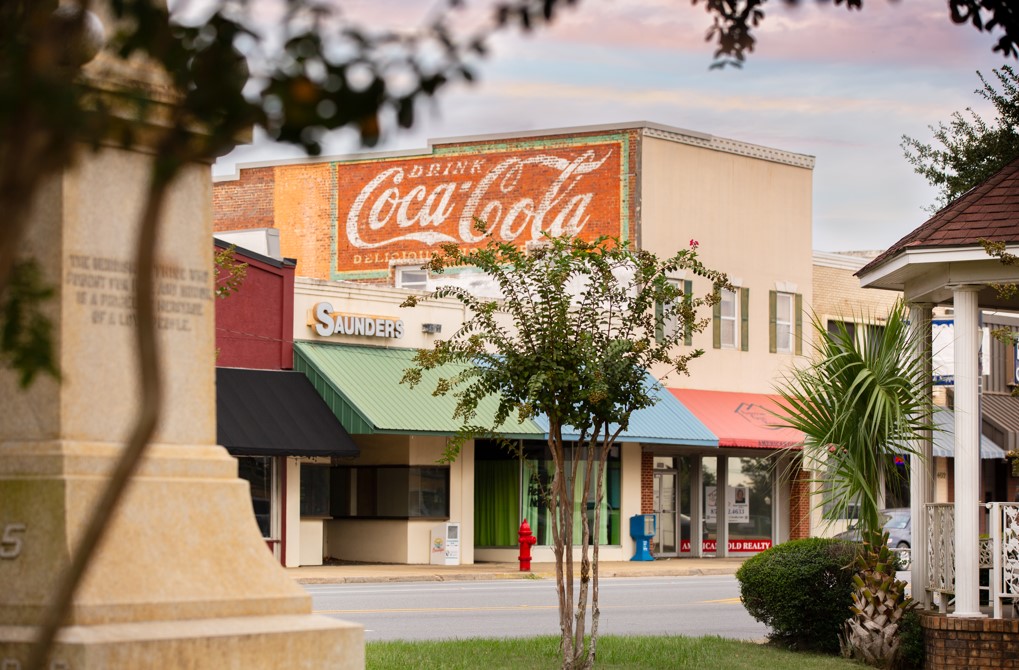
left=305, top=575, right=768, bottom=642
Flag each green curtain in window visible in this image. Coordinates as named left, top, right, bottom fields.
left=524, top=459, right=553, bottom=546
left=474, top=460, right=519, bottom=547
left=523, top=454, right=617, bottom=546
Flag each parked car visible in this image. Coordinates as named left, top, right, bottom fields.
left=834, top=508, right=911, bottom=549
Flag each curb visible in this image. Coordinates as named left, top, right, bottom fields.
left=293, top=566, right=741, bottom=585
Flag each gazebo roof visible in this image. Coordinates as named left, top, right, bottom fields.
left=857, top=157, right=1019, bottom=308
left=861, top=157, right=1019, bottom=277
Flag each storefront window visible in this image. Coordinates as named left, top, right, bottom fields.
left=701, top=459, right=717, bottom=550
left=699, top=457, right=773, bottom=553
left=330, top=466, right=450, bottom=519
left=474, top=441, right=621, bottom=547
left=300, top=463, right=330, bottom=517
left=729, top=457, right=773, bottom=550
left=522, top=443, right=621, bottom=547
left=238, top=456, right=273, bottom=537
left=475, top=453, right=520, bottom=546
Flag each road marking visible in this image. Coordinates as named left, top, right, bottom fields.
left=315, top=604, right=559, bottom=614
left=315, top=598, right=742, bottom=615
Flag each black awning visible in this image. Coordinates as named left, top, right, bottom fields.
left=216, top=367, right=359, bottom=457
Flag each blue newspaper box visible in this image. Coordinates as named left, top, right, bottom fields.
left=629, top=514, right=656, bottom=561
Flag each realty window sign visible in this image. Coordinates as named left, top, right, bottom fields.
left=705, top=485, right=750, bottom=523
left=310, top=302, right=404, bottom=339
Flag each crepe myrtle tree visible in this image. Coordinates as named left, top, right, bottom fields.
left=401, top=231, right=728, bottom=670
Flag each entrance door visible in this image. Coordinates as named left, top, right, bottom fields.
left=654, top=470, right=678, bottom=556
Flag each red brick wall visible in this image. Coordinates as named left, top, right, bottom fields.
left=641, top=452, right=654, bottom=515
left=921, top=611, right=1019, bottom=669
left=212, top=130, right=641, bottom=284
left=214, top=167, right=276, bottom=230
left=788, top=461, right=811, bottom=540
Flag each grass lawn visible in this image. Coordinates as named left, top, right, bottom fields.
left=367, top=635, right=864, bottom=669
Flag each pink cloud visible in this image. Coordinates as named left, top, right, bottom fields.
left=478, top=0, right=1005, bottom=69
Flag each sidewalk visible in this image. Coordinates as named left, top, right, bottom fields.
left=287, top=557, right=748, bottom=584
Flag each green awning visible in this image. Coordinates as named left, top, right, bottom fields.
left=294, top=341, right=545, bottom=437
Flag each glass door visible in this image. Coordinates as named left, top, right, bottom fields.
left=654, top=468, right=678, bottom=556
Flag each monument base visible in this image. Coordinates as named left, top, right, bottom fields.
left=0, top=440, right=364, bottom=668
left=0, top=614, right=363, bottom=669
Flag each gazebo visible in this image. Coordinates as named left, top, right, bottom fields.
left=858, top=158, right=1019, bottom=658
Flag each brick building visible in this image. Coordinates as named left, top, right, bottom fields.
left=214, top=122, right=816, bottom=564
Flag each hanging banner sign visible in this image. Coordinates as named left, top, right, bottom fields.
left=932, top=319, right=954, bottom=386
left=333, top=139, right=627, bottom=275
left=932, top=319, right=991, bottom=385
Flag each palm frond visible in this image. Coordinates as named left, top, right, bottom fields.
left=774, top=301, right=933, bottom=535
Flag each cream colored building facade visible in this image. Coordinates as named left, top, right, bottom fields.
left=215, top=122, right=817, bottom=565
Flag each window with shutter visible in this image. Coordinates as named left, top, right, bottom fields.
left=717, top=288, right=738, bottom=349
left=770, top=290, right=799, bottom=354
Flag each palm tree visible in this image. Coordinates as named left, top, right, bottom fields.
left=775, top=300, right=931, bottom=668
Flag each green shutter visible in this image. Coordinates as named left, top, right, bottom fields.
left=655, top=300, right=664, bottom=344
left=795, top=293, right=803, bottom=355
left=683, top=279, right=693, bottom=346
left=712, top=296, right=721, bottom=349
left=740, top=287, right=749, bottom=352
left=769, top=290, right=777, bottom=354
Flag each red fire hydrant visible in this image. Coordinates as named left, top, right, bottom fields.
left=518, top=519, right=537, bottom=571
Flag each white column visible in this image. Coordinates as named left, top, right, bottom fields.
left=691, top=456, right=703, bottom=557
left=283, top=457, right=302, bottom=567
left=950, top=286, right=985, bottom=618
left=908, top=303, right=934, bottom=609
left=717, top=456, right=729, bottom=558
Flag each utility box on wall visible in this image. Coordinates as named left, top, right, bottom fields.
left=430, top=522, right=461, bottom=565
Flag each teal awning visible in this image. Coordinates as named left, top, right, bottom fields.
left=933, top=408, right=1006, bottom=459
left=529, top=375, right=718, bottom=447
left=294, top=341, right=544, bottom=437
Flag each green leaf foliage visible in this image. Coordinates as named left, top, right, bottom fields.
left=403, top=233, right=728, bottom=460
left=774, top=301, right=932, bottom=537
left=902, top=65, right=1019, bottom=212
left=1, top=260, right=59, bottom=387
left=736, top=537, right=861, bottom=654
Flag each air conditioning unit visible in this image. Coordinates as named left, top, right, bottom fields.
left=422, top=323, right=442, bottom=334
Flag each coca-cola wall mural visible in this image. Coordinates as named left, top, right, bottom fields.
left=335, top=134, right=632, bottom=278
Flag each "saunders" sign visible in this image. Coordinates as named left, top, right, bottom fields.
left=311, top=302, right=404, bottom=339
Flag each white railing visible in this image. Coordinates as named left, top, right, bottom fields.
left=926, top=503, right=956, bottom=610
left=924, top=502, right=1019, bottom=617
left=894, top=547, right=911, bottom=571
left=987, top=502, right=1019, bottom=618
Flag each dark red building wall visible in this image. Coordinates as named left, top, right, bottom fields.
left=214, top=241, right=295, bottom=370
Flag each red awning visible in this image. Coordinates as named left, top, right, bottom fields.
left=668, top=389, right=804, bottom=449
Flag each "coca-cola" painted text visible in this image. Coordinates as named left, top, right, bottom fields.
left=343, top=147, right=618, bottom=252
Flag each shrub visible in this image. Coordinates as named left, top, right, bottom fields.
left=896, top=608, right=925, bottom=670
left=736, top=537, right=859, bottom=654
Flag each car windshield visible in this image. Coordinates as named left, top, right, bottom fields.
left=883, top=513, right=909, bottom=530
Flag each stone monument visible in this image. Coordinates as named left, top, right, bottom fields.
left=0, top=4, right=362, bottom=668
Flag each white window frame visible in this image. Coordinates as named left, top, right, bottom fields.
left=775, top=292, right=794, bottom=353
left=395, top=266, right=428, bottom=290
left=720, top=288, right=738, bottom=349
left=663, top=278, right=682, bottom=339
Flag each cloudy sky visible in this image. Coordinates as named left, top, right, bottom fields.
left=212, top=0, right=1013, bottom=253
